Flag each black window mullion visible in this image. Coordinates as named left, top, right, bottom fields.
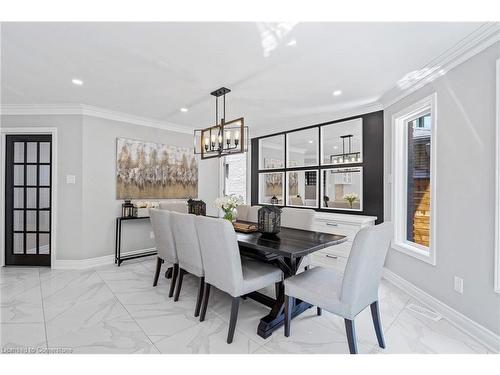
left=23, top=142, right=27, bottom=254
left=36, top=142, right=40, bottom=255
left=49, top=140, right=52, bottom=253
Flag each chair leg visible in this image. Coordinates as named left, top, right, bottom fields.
left=174, top=268, right=185, bottom=302
left=344, top=319, right=358, bottom=354
left=168, top=263, right=179, bottom=298
left=165, top=267, right=173, bottom=279
left=275, top=282, right=281, bottom=299
left=194, top=277, right=205, bottom=317
left=317, top=307, right=322, bottom=316
left=153, top=257, right=162, bottom=287
left=284, top=294, right=292, bottom=337
left=227, top=297, right=240, bottom=344
left=199, top=283, right=211, bottom=322
left=370, top=301, right=386, bottom=348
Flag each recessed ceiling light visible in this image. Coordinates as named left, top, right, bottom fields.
left=308, top=140, right=313, bottom=144
left=332, top=90, right=342, bottom=96
left=180, top=107, right=188, bottom=113
left=72, top=78, right=83, bottom=86
left=286, top=39, right=297, bottom=47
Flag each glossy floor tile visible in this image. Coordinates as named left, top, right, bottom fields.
left=0, top=258, right=492, bottom=354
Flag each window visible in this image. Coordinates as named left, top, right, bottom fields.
left=286, top=170, right=318, bottom=207
left=256, top=118, right=366, bottom=210
left=224, top=153, right=247, bottom=202
left=392, top=94, right=436, bottom=264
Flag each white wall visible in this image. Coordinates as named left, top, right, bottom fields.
left=384, top=42, right=500, bottom=335
left=1, top=113, right=219, bottom=261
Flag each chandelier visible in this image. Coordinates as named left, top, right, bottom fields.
left=194, top=87, right=248, bottom=159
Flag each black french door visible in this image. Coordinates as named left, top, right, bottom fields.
left=5, top=134, right=52, bottom=266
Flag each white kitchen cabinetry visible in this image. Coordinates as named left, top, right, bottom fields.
left=311, top=212, right=377, bottom=272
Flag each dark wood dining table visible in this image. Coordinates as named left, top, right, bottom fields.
left=235, top=222, right=347, bottom=339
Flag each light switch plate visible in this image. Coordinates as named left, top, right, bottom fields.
left=66, top=175, right=76, bottom=184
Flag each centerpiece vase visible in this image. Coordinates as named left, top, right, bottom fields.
left=223, top=208, right=237, bottom=222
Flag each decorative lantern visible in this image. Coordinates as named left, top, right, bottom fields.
left=121, top=199, right=137, bottom=218
left=270, top=195, right=279, bottom=205
left=187, top=199, right=207, bottom=216
left=258, top=205, right=282, bottom=235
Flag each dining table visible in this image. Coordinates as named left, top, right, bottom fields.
left=234, top=221, right=347, bottom=339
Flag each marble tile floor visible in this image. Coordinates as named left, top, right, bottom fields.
left=0, top=257, right=492, bottom=354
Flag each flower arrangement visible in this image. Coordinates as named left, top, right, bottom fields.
left=343, top=193, right=359, bottom=209
left=214, top=195, right=244, bottom=222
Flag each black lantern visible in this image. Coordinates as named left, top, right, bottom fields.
left=121, top=199, right=137, bottom=218
left=187, top=199, right=206, bottom=216
left=270, top=195, right=279, bottom=205
left=258, top=206, right=282, bottom=235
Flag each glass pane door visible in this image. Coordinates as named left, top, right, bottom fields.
left=5, top=134, right=52, bottom=266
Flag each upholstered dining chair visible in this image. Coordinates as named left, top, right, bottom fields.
left=195, top=215, right=283, bottom=344
left=246, top=205, right=262, bottom=223
left=280, top=207, right=315, bottom=230
left=283, top=222, right=393, bottom=354
left=281, top=207, right=316, bottom=272
left=169, top=212, right=206, bottom=317
left=159, top=201, right=188, bottom=213
left=235, top=205, right=250, bottom=221
left=149, top=208, right=179, bottom=298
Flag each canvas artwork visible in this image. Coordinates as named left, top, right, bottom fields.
left=116, top=138, right=198, bottom=199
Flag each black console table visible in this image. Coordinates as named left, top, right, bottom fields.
left=115, top=216, right=157, bottom=266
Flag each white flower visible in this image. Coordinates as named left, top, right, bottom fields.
left=214, top=194, right=244, bottom=211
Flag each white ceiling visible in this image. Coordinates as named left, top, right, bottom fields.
left=1, top=22, right=485, bottom=133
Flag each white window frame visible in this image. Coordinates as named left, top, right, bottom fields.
left=392, top=93, right=437, bottom=265
left=495, top=59, right=500, bottom=293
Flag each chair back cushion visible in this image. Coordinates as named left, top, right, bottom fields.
left=159, top=201, right=188, bottom=213
left=195, top=216, right=244, bottom=296
left=340, top=222, right=393, bottom=317
left=236, top=205, right=250, bottom=221
left=246, top=205, right=262, bottom=223
left=170, top=212, right=204, bottom=277
left=281, top=207, right=315, bottom=230
left=149, top=208, right=177, bottom=263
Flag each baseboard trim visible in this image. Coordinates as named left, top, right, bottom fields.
left=382, top=267, right=500, bottom=353
left=52, top=248, right=156, bottom=270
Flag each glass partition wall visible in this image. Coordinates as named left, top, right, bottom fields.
left=257, top=118, right=364, bottom=211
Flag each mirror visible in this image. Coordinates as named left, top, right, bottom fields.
left=259, top=135, right=285, bottom=170
left=321, top=118, right=362, bottom=165
left=287, top=128, right=319, bottom=168
left=321, top=167, right=363, bottom=211
left=258, top=172, right=284, bottom=205
left=286, top=170, right=318, bottom=207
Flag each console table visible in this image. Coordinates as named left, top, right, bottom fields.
left=115, top=216, right=157, bottom=266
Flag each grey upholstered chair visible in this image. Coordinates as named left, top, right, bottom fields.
left=283, top=222, right=393, bottom=354
left=170, top=212, right=206, bottom=317
left=159, top=201, right=188, bottom=213
left=235, top=205, right=250, bottom=221
left=281, top=207, right=315, bottom=230
left=195, top=215, right=283, bottom=344
left=281, top=207, right=316, bottom=271
left=149, top=208, right=179, bottom=298
left=246, top=205, right=261, bottom=223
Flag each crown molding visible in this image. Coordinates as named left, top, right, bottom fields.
left=0, top=103, right=193, bottom=135
left=379, top=22, right=500, bottom=109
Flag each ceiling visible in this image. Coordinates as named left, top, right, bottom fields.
left=1, top=22, right=485, bottom=133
